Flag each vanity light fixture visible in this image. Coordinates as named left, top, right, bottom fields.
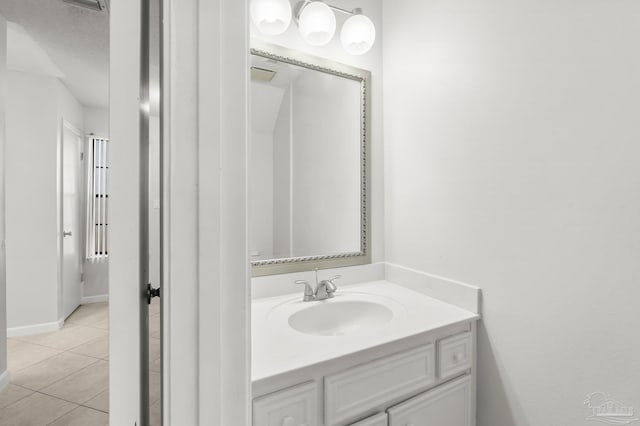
left=250, top=0, right=293, bottom=36
left=297, top=1, right=336, bottom=46
left=250, top=0, right=376, bottom=55
left=340, top=10, right=376, bottom=55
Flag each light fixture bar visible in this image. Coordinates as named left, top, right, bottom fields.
left=326, top=4, right=360, bottom=16
left=294, top=0, right=362, bottom=23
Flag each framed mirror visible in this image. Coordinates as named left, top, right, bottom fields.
left=249, top=42, right=371, bottom=276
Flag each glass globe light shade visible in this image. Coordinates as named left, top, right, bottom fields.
left=298, top=2, right=336, bottom=46
left=250, top=0, right=292, bottom=36
left=340, top=14, right=376, bottom=55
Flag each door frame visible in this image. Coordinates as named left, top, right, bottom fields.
left=162, top=0, right=251, bottom=424
left=110, top=0, right=251, bottom=424
left=57, top=119, right=84, bottom=322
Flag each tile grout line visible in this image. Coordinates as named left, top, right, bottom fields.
left=31, top=359, right=104, bottom=396
left=34, top=388, right=116, bottom=420
left=4, top=304, right=161, bottom=424
left=8, top=339, right=109, bottom=381
left=80, top=401, right=109, bottom=414
left=0, top=390, right=79, bottom=425
left=9, top=324, right=108, bottom=352
left=35, top=389, right=105, bottom=411
left=0, top=384, right=36, bottom=411
left=44, top=403, right=83, bottom=426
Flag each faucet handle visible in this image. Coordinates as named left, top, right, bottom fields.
left=325, top=275, right=341, bottom=295
left=295, top=280, right=315, bottom=302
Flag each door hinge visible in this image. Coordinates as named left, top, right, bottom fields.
left=146, top=283, right=160, bottom=305
left=80, top=152, right=84, bottom=161
left=80, top=272, right=85, bottom=282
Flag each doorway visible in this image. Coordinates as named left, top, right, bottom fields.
left=0, top=0, right=162, bottom=424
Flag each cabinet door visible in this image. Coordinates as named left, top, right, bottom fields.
left=325, top=344, right=436, bottom=425
left=387, top=376, right=471, bottom=426
left=253, top=381, right=318, bottom=426
left=351, top=412, right=388, bottom=426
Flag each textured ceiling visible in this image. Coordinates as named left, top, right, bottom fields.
left=0, top=0, right=109, bottom=108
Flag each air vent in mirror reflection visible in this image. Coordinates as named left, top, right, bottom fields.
left=251, top=66, right=277, bottom=82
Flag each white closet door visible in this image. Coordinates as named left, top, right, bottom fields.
left=61, top=121, right=82, bottom=320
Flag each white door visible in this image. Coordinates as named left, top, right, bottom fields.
left=387, top=376, right=472, bottom=426
left=110, top=1, right=155, bottom=424
left=61, top=121, right=82, bottom=319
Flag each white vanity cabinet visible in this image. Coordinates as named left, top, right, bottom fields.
left=350, top=412, right=388, bottom=426
left=253, top=326, right=476, bottom=426
left=387, top=375, right=472, bottom=426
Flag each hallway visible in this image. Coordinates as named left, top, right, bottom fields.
left=0, top=300, right=160, bottom=425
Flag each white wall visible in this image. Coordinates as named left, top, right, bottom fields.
left=6, top=72, right=58, bottom=328
left=251, top=0, right=384, bottom=263
left=84, top=107, right=109, bottom=138
left=291, top=70, right=361, bottom=256
left=250, top=81, right=281, bottom=259
left=249, top=131, right=274, bottom=259
left=383, top=1, right=640, bottom=425
left=5, top=71, right=83, bottom=328
left=0, top=13, right=8, bottom=389
left=272, top=86, right=291, bottom=258
left=83, top=259, right=108, bottom=299
left=56, top=81, right=83, bottom=128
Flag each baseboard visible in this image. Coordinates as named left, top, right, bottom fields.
left=81, top=294, right=109, bottom=304
left=7, top=318, right=64, bottom=338
left=0, top=370, right=10, bottom=392
left=384, top=262, right=481, bottom=314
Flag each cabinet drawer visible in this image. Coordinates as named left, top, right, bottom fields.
left=253, top=381, right=318, bottom=426
left=325, top=344, right=435, bottom=425
left=387, top=375, right=472, bottom=426
left=438, top=332, right=472, bottom=380
left=350, top=412, right=388, bottom=426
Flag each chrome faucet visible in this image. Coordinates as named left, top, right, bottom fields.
left=295, top=270, right=341, bottom=302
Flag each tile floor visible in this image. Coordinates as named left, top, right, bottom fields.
left=0, top=299, right=161, bottom=426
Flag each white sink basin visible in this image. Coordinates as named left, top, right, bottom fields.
left=288, top=300, right=394, bottom=336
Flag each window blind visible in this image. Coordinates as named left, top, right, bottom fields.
left=86, top=137, right=109, bottom=262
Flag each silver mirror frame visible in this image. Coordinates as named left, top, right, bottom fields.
left=250, top=41, right=371, bottom=277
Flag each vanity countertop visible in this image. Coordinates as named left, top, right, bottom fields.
left=252, top=280, right=480, bottom=383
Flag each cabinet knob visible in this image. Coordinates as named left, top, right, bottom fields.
left=281, top=416, right=295, bottom=426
